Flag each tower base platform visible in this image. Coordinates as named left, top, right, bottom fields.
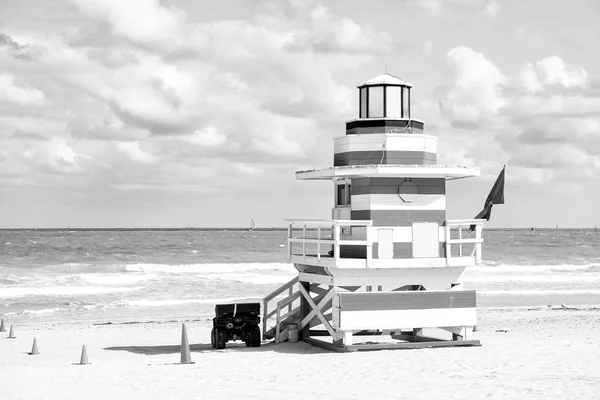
left=271, top=328, right=481, bottom=352
left=262, top=276, right=481, bottom=352
left=303, top=337, right=481, bottom=353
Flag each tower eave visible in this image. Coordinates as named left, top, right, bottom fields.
left=295, top=165, right=480, bottom=181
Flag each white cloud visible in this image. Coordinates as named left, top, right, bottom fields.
left=184, top=126, right=227, bottom=147
left=68, top=0, right=209, bottom=55
left=518, top=56, right=588, bottom=93
left=117, top=141, right=158, bottom=163
left=423, top=40, right=434, bottom=54
left=440, top=46, right=507, bottom=124
left=0, top=72, right=45, bottom=105
left=436, top=48, right=600, bottom=185
left=411, top=0, right=441, bottom=14
left=484, top=1, right=502, bottom=17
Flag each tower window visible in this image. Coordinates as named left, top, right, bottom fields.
left=360, top=88, right=367, bottom=118
left=336, top=183, right=351, bottom=206
left=367, top=86, right=384, bottom=118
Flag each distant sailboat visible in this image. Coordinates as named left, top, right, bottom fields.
left=248, top=218, right=255, bottom=231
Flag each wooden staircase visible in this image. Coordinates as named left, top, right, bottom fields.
left=262, top=276, right=300, bottom=342
left=262, top=276, right=338, bottom=344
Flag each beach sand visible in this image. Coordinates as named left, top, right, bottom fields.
left=2, top=307, right=599, bottom=400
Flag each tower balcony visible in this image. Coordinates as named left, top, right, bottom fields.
left=285, top=218, right=485, bottom=271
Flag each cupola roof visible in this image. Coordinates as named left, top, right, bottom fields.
left=358, top=73, right=412, bottom=88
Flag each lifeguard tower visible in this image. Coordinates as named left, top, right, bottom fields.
left=262, top=73, right=485, bottom=351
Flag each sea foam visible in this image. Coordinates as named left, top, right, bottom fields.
left=0, top=286, right=142, bottom=298
left=123, top=262, right=295, bottom=274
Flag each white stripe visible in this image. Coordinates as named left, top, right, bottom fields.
left=334, top=134, right=437, bottom=154
left=339, top=308, right=476, bottom=330
left=350, top=194, right=446, bottom=211
left=341, top=226, right=447, bottom=243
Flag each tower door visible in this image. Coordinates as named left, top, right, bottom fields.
left=377, top=228, right=394, bottom=259
left=412, top=223, right=439, bottom=258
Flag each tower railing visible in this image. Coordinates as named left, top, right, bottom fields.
left=445, top=219, right=485, bottom=265
left=285, top=218, right=485, bottom=268
left=285, top=219, right=374, bottom=268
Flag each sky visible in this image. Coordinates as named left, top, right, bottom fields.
left=0, top=0, right=599, bottom=228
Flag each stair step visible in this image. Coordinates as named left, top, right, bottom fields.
left=264, top=327, right=276, bottom=339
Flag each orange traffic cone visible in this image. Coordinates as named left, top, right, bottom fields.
left=180, top=323, right=193, bottom=364
left=0, top=319, right=6, bottom=332
left=8, top=325, right=16, bottom=339
left=29, top=338, right=39, bottom=355
left=78, top=345, right=90, bottom=365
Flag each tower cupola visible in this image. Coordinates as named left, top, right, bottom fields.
left=358, top=73, right=412, bottom=119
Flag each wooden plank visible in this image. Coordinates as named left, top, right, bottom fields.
left=289, top=238, right=335, bottom=244
left=298, top=289, right=332, bottom=329
left=310, top=284, right=330, bottom=296
left=293, top=255, right=476, bottom=271
left=290, top=255, right=336, bottom=268
left=347, top=340, right=481, bottom=351
left=339, top=307, right=477, bottom=331
left=302, top=338, right=356, bottom=353
left=350, top=194, right=446, bottom=211
left=301, top=337, right=480, bottom=352
left=334, top=151, right=437, bottom=166
left=390, top=333, right=446, bottom=342
left=330, top=266, right=467, bottom=290
left=276, top=292, right=301, bottom=309
left=263, top=276, right=299, bottom=303
left=309, top=313, right=332, bottom=327
left=299, top=281, right=310, bottom=339
left=299, top=272, right=333, bottom=286
left=333, top=140, right=436, bottom=154
left=447, top=238, right=483, bottom=244
left=299, top=285, right=336, bottom=339
left=344, top=330, right=354, bottom=346
left=351, top=210, right=446, bottom=227
left=339, top=290, right=476, bottom=311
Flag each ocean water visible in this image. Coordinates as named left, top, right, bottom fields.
left=1, top=229, right=599, bottom=324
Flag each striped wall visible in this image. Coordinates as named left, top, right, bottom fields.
left=337, top=290, right=477, bottom=331
left=337, top=176, right=447, bottom=260
left=351, top=194, right=445, bottom=211
left=334, top=134, right=437, bottom=155
left=345, top=119, right=424, bottom=135
left=350, top=177, right=446, bottom=227
left=339, top=290, right=476, bottom=311
left=334, top=134, right=437, bottom=166
left=334, top=151, right=436, bottom=166
left=351, top=210, right=446, bottom=227
left=340, top=242, right=445, bottom=259
left=351, top=177, right=445, bottom=195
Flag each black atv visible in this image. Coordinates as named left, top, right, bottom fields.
left=211, top=302, right=261, bottom=349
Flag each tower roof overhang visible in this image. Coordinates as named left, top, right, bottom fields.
left=358, top=73, right=413, bottom=88
left=295, top=165, right=480, bottom=181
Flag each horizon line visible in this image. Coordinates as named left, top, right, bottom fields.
left=0, top=227, right=596, bottom=231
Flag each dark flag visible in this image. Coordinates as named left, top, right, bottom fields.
left=470, top=165, right=506, bottom=232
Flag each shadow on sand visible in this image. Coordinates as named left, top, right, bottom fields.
left=104, top=341, right=327, bottom=355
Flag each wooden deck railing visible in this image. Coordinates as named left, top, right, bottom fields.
left=285, top=219, right=373, bottom=268
left=445, top=219, right=485, bottom=264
